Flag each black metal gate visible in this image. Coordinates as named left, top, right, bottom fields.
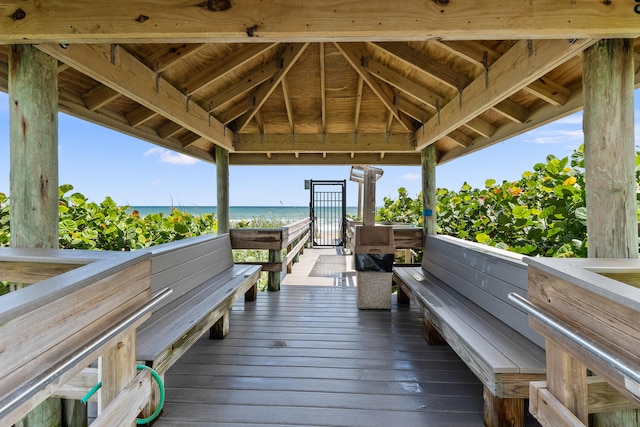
left=308, top=180, right=346, bottom=247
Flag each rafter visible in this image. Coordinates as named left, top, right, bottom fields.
left=235, top=43, right=309, bottom=132
left=354, top=76, right=364, bottom=132
left=2, top=2, right=637, bottom=43
left=208, top=59, right=281, bottom=109
left=334, top=42, right=414, bottom=132
left=177, top=43, right=277, bottom=96
left=434, top=40, right=500, bottom=68
left=415, top=38, right=595, bottom=151
left=371, top=42, right=470, bottom=90
left=140, top=43, right=206, bottom=72
left=320, top=43, right=327, bottom=133
left=157, top=121, right=183, bottom=139
left=215, top=99, right=253, bottom=125
left=38, top=43, right=235, bottom=151
left=523, top=77, right=572, bottom=106
left=234, top=133, right=415, bottom=153
left=126, top=105, right=156, bottom=127
left=281, top=77, right=295, bottom=133
left=81, top=84, right=120, bottom=111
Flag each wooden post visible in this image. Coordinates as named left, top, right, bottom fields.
left=268, top=248, right=281, bottom=292
left=421, top=146, right=437, bottom=236
left=98, top=331, right=137, bottom=427
left=357, top=182, right=363, bottom=221
left=9, top=44, right=62, bottom=427
left=583, top=39, right=637, bottom=260
left=363, top=168, right=376, bottom=227
left=583, top=38, right=638, bottom=427
left=216, top=145, right=230, bottom=234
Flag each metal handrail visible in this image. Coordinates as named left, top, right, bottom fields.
left=0, top=287, right=173, bottom=422
left=508, top=292, right=640, bottom=389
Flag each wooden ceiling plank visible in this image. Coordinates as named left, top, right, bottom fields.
left=354, top=76, right=364, bottom=132
left=235, top=43, right=309, bottom=132
left=234, top=133, right=415, bottom=153
left=81, top=84, right=120, bottom=111
left=2, top=2, right=638, bottom=43
left=177, top=43, right=277, bottom=96
left=334, top=42, right=414, bottom=132
left=229, top=152, right=421, bottom=166
left=141, top=43, right=206, bottom=72
left=435, top=40, right=500, bottom=68
left=415, top=38, right=595, bottom=151
left=126, top=105, right=157, bottom=127
left=365, top=59, right=444, bottom=108
left=491, top=99, right=530, bottom=124
left=371, top=42, right=471, bottom=90
left=208, top=59, right=281, bottom=109
left=281, top=76, right=295, bottom=133
left=522, top=77, right=572, bottom=106
left=37, top=43, right=235, bottom=151
left=320, top=42, right=326, bottom=133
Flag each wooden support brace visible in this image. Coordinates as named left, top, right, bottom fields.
left=483, top=385, right=525, bottom=427
left=245, top=283, right=258, bottom=302
left=210, top=311, right=230, bottom=339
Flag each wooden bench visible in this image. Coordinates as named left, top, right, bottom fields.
left=136, top=233, right=262, bottom=375
left=393, top=235, right=546, bottom=427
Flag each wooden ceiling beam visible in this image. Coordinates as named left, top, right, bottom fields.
left=415, top=38, right=595, bottom=151
left=523, top=77, right=572, bottom=106
left=207, top=59, right=281, bottom=109
left=371, top=42, right=471, bottom=90
left=234, top=133, right=415, bottom=153
left=177, top=43, right=277, bottom=96
left=335, top=42, right=414, bottom=132
left=435, top=40, right=500, bottom=68
left=235, top=43, right=309, bottom=132
left=81, top=84, right=120, bottom=111
left=491, top=99, right=531, bottom=124
left=126, top=105, right=157, bottom=127
left=215, top=99, right=253, bottom=125
left=157, top=121, right=183, bottom=139
left=229, top=152, right=421, bottom=166
left=281, top=77, right=295, bottom=133
left=2, top=2, right=637, bottom=43
left=38, top=43, right=235, bottom=151
left=354, top=76, right=364, bottom=132
left=394, top=97, right=430, bottom=123
left=140, top=43, right=206, bottom=72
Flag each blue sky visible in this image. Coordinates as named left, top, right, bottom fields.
left=1, top=90, right=638, bottom=207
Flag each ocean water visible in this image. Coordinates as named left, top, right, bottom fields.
left=129, top=206, right=359, bottom=223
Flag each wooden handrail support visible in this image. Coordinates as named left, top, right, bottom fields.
left=0, top=248, right=155, bottom=427
left=230, top=217, right=312, bottom=291
left=524, top=258, right=640, bottom=426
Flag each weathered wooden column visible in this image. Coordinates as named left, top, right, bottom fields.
left=583, top=38, right=638, bottom=427
left=362, top=168, right=377, bottom=227
left=421, top=146, right=437, bottom=236
left=216, top=145, right=230, bottom=234
left=9, top=45, right=62, bottom=426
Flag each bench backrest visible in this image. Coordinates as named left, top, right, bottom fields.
left=138, top=233, right=234, bottom=308
left=422, top=235, right=543, bottom=348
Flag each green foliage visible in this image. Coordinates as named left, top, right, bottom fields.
left=377, top=146, right=640, bottom=258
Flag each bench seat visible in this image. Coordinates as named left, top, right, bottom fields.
left=137, top=263, right=260, bottom=374
left=393, top=235, right=546, bottom=427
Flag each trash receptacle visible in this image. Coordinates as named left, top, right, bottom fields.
left=354, top=226, right=394, bottom=309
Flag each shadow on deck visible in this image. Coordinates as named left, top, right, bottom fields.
left=153, top=249, right=539, bottom=426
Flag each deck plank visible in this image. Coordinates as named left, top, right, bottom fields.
left=155, top=285, right=490, bottom=426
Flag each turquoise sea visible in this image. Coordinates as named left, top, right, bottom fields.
left=129, top=206, right=359, bottom=223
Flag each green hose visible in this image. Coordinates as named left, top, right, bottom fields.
left=79, top=364, right=165, bottom=424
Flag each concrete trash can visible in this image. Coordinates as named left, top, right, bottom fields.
left=354, top=226, right=394, bottom=309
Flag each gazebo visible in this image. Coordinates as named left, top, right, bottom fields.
left=1, top=2, right=639, bottom=426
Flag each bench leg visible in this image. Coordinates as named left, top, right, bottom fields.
left=139, top=370, right=165, bottom=426
left=423, top=317, right=447, bottom=345
left=483, top=386, right=525, bottom=427
left=210, top=311, right=230, bottom=339
left=395, top=280, right=410, bottom=305
left=245, top=283, right=258, bottom=302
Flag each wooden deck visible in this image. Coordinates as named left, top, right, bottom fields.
left=153, top=249, right=540, bottom=426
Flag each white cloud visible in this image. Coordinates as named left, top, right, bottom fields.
left=403, top=173, right=420, bottom=180
left=144, top=147, right=199, bottom=165
left=554, top=113, right=583, bottom=126
left=527, top=129, right=583, bottom=145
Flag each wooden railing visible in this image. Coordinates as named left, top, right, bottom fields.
left=345, top=219, right=424, bottom=264
left=230, top=217, right=311, bottom=291
left=0, top=249, right=165, bottom=427
left=513, top=257, right=640, bottom=426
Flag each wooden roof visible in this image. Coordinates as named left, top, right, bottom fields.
left=0, top=2, right=639, bottom=166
